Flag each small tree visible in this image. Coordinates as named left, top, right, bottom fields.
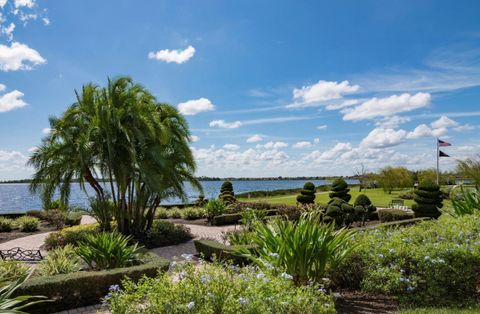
left=377, top=167, right=413, bottom=194
left=329, top=178, right=351, bottom=202
left=296, top=182, right=316, bottom=205
left=353, top=194, right=377, bottom=225
left=219, top=181, right=236, bottom=204
left=412, top=180, right=443, bottom=219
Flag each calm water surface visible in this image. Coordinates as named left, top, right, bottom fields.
left=0, top=180, right=358, bottom=213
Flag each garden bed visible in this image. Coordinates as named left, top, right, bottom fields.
left=0, top=221, right=55, bottom=244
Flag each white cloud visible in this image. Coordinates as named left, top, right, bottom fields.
left=0, top=89, right=27, bottom=112
left=317, top=125, right=327, bottom=130
left=342, top=92, right=431, bottom=121
left=1, top=23, right=15, bottom=41
left=223, top=144, right=240, bottom=150
left=0, top=0, right=7, bottom=8
left=406, top=124, right=447, bottom=139
left=313, top=138, right=320, bottom=144
left=375, top=115, right=411, bottom=128
left=325, top=99, right=360, bottom=111
left=293, top=141, right=312, bottom=149
left=14, top=0, right=35, bottom=8
left=256, top=141, right=288, bottom=149
left=304, top=142, right=353, bottom=162
left=288, top=80, right=359, bottom=108
left=0, top=149, right=28, bottom=172
left=246, top=134, right=263, bottom=143
left=189, top=135, right=199, bottom=142
left=430, top=115, right=458, bottom=129
left=453, top=124, right=477, bottom=132
left=27, top=146, right=37, bottom=153
left=0, top=84, right=5, bottom=92
left=42, top=17, right=49, bottom=25
left=360, top=128, right=407, bottom=148
left=0, top=42, right=46, bottom=71
left=209, top=120, right=242, bottom=129
left=177, top=98, right=215, bottom=116
left=42, top=127, right=51, bottom=134
left=148, top=46, right=195, bottom=64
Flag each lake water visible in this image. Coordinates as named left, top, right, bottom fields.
left=0, top=179, right=358, bottom=213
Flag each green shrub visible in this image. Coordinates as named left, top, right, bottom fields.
left=194, top=194, right=207, bottom=206
left=225, top=201, right=271, bottom=214
left=105, top=262, right=335, bottom=314
left=450, top=186, right=480, bottom=217
left=76, top=232, right=142, bottom=270
left=354, top=194, right=377, bottom=224
left=143, top=220, right=192, bottom=249
left=180, top=207, right=206, bottom=220
left=45, top=199, right=67, bottom=211
left=211, top=213, right=242, bottom=225
left=241, top=209, right=267, bottom=229
left=329, top=178, right=351, bottom=202
left=296, top=182, right=316, bottom=205
left=194, top=239, right=253, bottom=265
left=205, top=199, right=226, bottom=222
left=44, top=224, right=99, bottom=250
left=324, top=198, right=355, bottom=227
left=15, top=216, right=39, bottom=232
left=412, top=181, right=443, bottom=219
left=16, top=253, right=169, bottom=314
left=0, top=217, right=14, bottom=232
left=238, top=213, right=355, bottom=286
left=65, top=211, right=82, bottom=226
left=225, top=229, right=256, bottom=246
left=1, top=271, right=47, bottom=312
left=399, top=190, right=415, bottom=200
left=155, top=207, right=169, bottom=219
left=42, top=209, right=67, bottom=229
left=37, top=245, right=80, bottom=276
left=168, top=207, right=182, bottom=219
left=219, top=181, right=236, bottom=204
left=378, top=208, right=414, bottom=222
left=87, top=197, right=114, bottom=231
left=25, top=210, right=44, bottom=220
left=0, top=260, right=30, bottom=284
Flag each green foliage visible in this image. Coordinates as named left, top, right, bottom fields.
left=76, top=232, right=142, bottom=270
left=456, top=156, right=480, bottom=190
left=87, top=197, right=114, bottom=231
left=241, top=209, right=267, bottom=230
left=105, top=262, right=335, bottom=314
left=219, top=181, right=237, bottom=204
left=399, top=190, right=415, bottom=200
left=225, top=229, right=256, bottom=246
left=0, top=217, right=13, bottom=232
left=168, top=207, right=182, bottom=219
left=65, top=211, right=83, bottom=226
left=42, top=209, right=67, bottom=229
left=194, top=240, right=253, bottom=265
left=44, top=224, right=99, bottom=250
left=194, top=195, right=207, bottom=206
left=353, top=194, right=377, bottom=224
left=45, top=199, right=68, bottom=211
left=180, top=207, right=206, bottom=220
left=238, top=213, right=355, bottom=285
left=155, top=207, right=169, bottom=219
left=211, top=213, right=242, bottom=226
left=0, top=261, right=30, bottom=285
left=15, top=216, right=40, bottom=232
left=412, top=180, right=443, bottom=219
left=25, top=210, right=44, bottom=220
left=37, top=245, right=80, bottom=276
left=450, top=186, right=480, bottom=217
left=16, top=253, right=169, bottom=314
left=142, top=220, right=192, bottom=249
left=205, top=199, right=226, bottom=221
left=296, top=182, right=316, bottom=205
left=378, top=208, right=414, bottom=222
left=329, top=178, right=351, bottom=202
left=378, top=167, right=413, bottom=193
left=335, top=214, right=480, bottom=306
left=324, top=198, right=355, bottom=227
left=0, top=271, right=46, bottom=313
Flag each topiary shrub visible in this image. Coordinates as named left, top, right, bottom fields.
left=412, top=180, right=443, bottom=219
left=377, top=208, right=414, bottom=222
left=219, top=181, right=236, bottom=204
left=324, top=198, right=355, bottom=227
left=194, top=195, right=207, bottom=206
left=353, top=194, right=377, bottom=224
left=296, top=182, right=316, bottom=205
left=329, top=178, right=351, bottom=202
left=142, top=220, right=192, bottom=248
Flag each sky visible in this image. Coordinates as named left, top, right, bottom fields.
left=1, top=0, right=480, bottom=179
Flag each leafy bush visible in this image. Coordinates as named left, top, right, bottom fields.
left=76, top=232, right=142, bottom=270
left=194, top=194, right=207, bottom=206
left=0, top=261, right=30, bottom=284
left=399, top=190, right=415, bottom=200
left=378, top=208, right=414, bottom=222
left=194, top=239, right=253, bottom=265
left=205, top=199, right=226, bottom=222
left=37, top=245, right=80, bottom=276
left=329, top=178, right=351, bottom=202
left=225, top=229, right=255, bottom=246
left=450, top=186, right=480, bottom=217
left=225, top=201, right=271, bottom=214
left=296, top=182, right=316, bottom=205
left=44, top=224, right=99, bottom=250
left=412, top=180, right=443, bottom=219
left=16, top=253, right=169, bottom=314
left=65, top=211, right=83, bottom=226
left=276, top=204, right=302, bottom=220
left=42, top=209, right=67, bottom=229
left=142, top=220, right=192, bottom=248
left=0, top=217, right=13, bottom=232
left=45, top=199, right=67, bottom=211
left=87, top=197, right=114, bottom=231
left=241, top=209, right=267, bottom=229
left=354, top=194, right=377, bottom=224
left=168, top=207, right=182, bottom=219
left=211, top=213, right=242, bottom=226
left=105, top=262, right=335, bottom=314
left=15, top=216, right=40, bottom=232
left=219, top=181, right=237, bottom=204
left=26, top=210, right=44, bottom=220
left=180, top=207, right=206, bottom=220
left=334, top=214, right=480, bottom=306
left=238, top=213, right=355, bottom=285
left=324, top=198, right=355, bottom=227
left=1, top=271, right=46, bottom=312
left=155, top=207, right=169, bottom=219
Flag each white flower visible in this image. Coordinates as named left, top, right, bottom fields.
left=280, top=272, right=293, bottom=280
left=378, top=254, right=384, bottom=259
left=179, top=272, right=187, bottom=280
left=388, top=248, right=395, bottom=254
left=181, top=253, right=194, bottom=261
left=269, top=252, right=279, bottom=258
left=187, top=301, right=195, bottom=310
left=201, top=274, right=211, bottom=283
left=238, top=297, right=247, bottom=305
left=424, top=256, right=430, bottom=261
left=256, top=273, right=266, bottom=279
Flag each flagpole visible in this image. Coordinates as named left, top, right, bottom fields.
left=436, top=138, right=439, bottom=185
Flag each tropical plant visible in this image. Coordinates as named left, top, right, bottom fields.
left=296, top=182, right=316, bottom=205
left=0, top=261, right=30, bottom=285
left=76, top=232, right=142, bottom=270
left=87, top=197, right=114, bottom=231
left=205, top=199, right=226, bottom=222
left=0, top=271, right=46, bottom=313
left=456, top=156, right=480, bottom=190
left=412, top=180, right=443, bottom=219
left=0, top=217, right=13, bottom=232
left=238, top=213, right=355, bottom=285
left=29, top=76, right=202, bottom=238
left=219, top=181, right=236, bottom=204
left=449, top=186, right=480, bottom=217
left=15, top=216, right=39, bottom=232
left=240, top=209, right=267, bottom=230
left=37, top=245, right=81, bottom=276
left=329, top=178, right=351, bottom=202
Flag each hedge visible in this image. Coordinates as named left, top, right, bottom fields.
left=193, top=239, right=253, bottom=265
left=17, top=253, right=169, bottom=314
left=378, top=208, right=414, bottom=222
left=211, top=209, right=278, bottom=226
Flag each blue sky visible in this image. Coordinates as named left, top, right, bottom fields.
left=1, top=0, right=480, bottom=179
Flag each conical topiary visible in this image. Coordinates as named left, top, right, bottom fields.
left=296, top=182, right=316, bottom=205
left=412, top=180, right=443, bottom=219
left=219, top=181, right=236, bottom=204
left=329, top=178, right=351, bottom=202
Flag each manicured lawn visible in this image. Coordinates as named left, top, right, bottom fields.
left=239, top=188, right=416, bottom=207
left=398, top=307, right=480, bottom=314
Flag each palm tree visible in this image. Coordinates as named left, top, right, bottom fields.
left=29, top=76, right=201, bottom=237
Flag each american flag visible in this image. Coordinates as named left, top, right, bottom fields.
left=438, top=139, right=451, bottom=147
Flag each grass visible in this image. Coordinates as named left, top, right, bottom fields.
left=398, top=307, right=480, bottom=314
